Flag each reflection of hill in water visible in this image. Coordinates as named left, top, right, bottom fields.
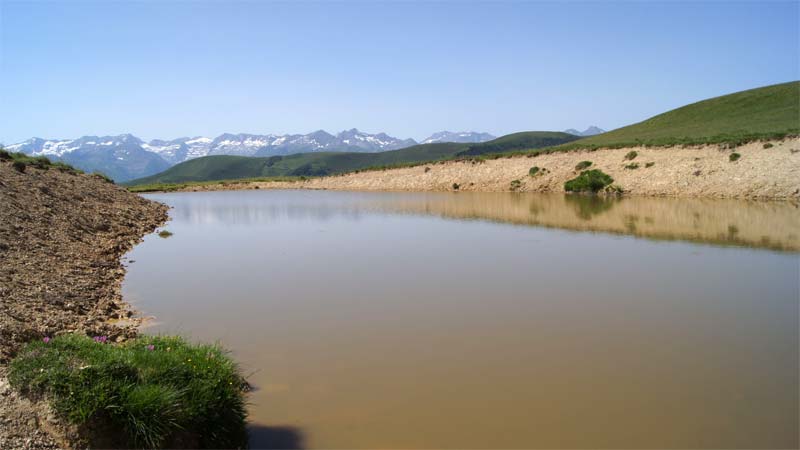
left=155, top=191, right=800, bottom=252
left=374, top=193, right=800, bottom=252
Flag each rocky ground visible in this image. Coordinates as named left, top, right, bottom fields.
left=0, top=159, right=168, bottom=448
left=182, top=139, right=800, bottom=200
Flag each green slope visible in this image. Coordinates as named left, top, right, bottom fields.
left=556, top=81, right=799, bottom=150
left=126, top=131, right=579, bottom=185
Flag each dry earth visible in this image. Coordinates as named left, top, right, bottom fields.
left=0, top=159, right=168, bottom=448
left=184, top=139, right=800, bottom=200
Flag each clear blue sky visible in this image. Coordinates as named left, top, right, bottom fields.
left=1, top=1, right=797, bottom=144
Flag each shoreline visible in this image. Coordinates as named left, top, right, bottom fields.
left=145, top=139, right=800, bottom=201
left=0, top=160, right=169, bottom=448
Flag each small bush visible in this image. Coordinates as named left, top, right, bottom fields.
left=0, top=148, right=11, bottom=160
left=624, top=151, right=638, bottom=161
left=729, top=152, right=741, bottom=162
left=9, top=334, right=248, bottom=449
left=564, top=169, right=614, bottom=193
left=763, top=143, right=774, bottom=149
left=645, top=162, right=655, bottom=168
left=452, top=183, right=460, bottom=190
left=529, top=166, right=540, bottom=176
left=510, top=179, right=522, bottom=190
left=424, top=167, right=431, bottom=173
left=624, top=163, right=640, bottom=170
left=158, top=230, right=173, bottom=238
left=12, top=161, right=26, bottom=172
left=574, top=161, right=592, bottom=171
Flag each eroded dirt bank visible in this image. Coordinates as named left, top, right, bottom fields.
left=188, top=139, right=800, bottom=200
left=0, top=159, right=168, bottom=448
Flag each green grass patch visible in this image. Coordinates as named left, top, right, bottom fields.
left=624, top=163, right=640, bottom=170
left=575, top=161, right=593, bottom=170
left=624, top=151, right=638, bottom=161
left=729, top=152, right=741, bottom=162
left=126, top=176, right=303, bottom=193
left=529, top=166, right=540, bottom=176
left=158, top=230, right=174, bottom=238
left=510, top=179, right=522, bottom=190
left=8, top=334, right=247, bottom=449
left=564, top=169, right=614, bottom=193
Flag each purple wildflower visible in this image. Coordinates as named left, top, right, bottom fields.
left=93, top=336, right=108, bottom=344
left=146, top=344, right=155, bottom=351
left=42, top=337, right=51, bottom=344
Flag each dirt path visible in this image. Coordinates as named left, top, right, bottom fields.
left=0, top=159, right=168, bottom=448
left=181, top=139, right=800, bottom=200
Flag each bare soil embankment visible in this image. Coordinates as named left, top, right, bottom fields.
left=182, top=139, right=800, bottom=200
left=0, top=159, right=168, bottom=448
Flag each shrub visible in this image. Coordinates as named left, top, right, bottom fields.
left=529, top=166, right=540, bottom=176
left=729, top=152, right=741, bottom=162
left=510, top=179, right=522, bottom=190
left=158, top=230, right=173, bottom=238
left=624, top=151, right=638, bottom=160
left=763, top=143, right=774, bottom=149
left=624, top=163, right=640, bottom=170
left=564, top=169, right=614, bottom=193
left=574, top=161, right=592, bottom=171
left=452, top=183, right=460, bottom=190
left=645, top=162, right=655, bottom=168
left=12, top=161, right=26, bottom=172
left=9, top=334, right=248, bottom=449
left=0, top=148, right=11, bottom=160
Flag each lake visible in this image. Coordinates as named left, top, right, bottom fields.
left=123, top=190, right=799, bottom=449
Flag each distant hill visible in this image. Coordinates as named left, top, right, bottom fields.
left=126, top=131, right=580, bottom=185
left=564, top=126, right=605, bottom=137
left=557, top=81, right=799, bottom=150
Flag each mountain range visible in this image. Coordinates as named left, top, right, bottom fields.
left=6, top=130, right=497, bottom=181
left=564, top=126, right=606, bottom=137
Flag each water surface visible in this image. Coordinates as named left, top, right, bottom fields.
left=123, top=191, right=799, bottom=449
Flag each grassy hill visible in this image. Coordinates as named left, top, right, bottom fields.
left=126, top=131, right=579, bottom=185
left=548, top=81, right=799, bottom=151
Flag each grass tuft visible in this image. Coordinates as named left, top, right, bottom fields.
left=158, top=230, right=173, bottom=238
left=8, top=334, right=248, bottom=449
left=574, top=161, right=593, bottom=171
left=624, top=151, right=638, bottom=161
left=729, top=152, right=741, bottom=162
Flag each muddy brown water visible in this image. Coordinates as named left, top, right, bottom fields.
left=123, top=190, right=799, bottom=449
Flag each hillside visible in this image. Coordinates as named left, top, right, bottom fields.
left=552, top=81, right=799, bottom=150
left=0, top=153, right=168, bottom=448
left=127, top=131, right=580, bottom=185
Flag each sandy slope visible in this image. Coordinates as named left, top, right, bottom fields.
left=0, top=159, right=168, bottom=448
left=186, top=139, right=800, bottom=200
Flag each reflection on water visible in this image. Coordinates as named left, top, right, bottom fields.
left=124, top=190, right=799, bottom=449
left=163, top=191, right=799, bottom=251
